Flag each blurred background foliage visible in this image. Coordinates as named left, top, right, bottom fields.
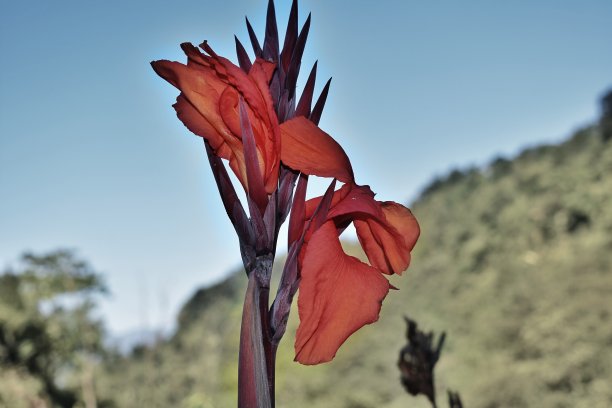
left=2, top=90, right=612, bottom=407
left=0, top=250, right=111, bottom=407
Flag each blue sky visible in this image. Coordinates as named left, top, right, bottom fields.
left=1, top=0, right=611, bottom=335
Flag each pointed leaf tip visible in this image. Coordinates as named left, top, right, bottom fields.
left=295, top=61, right=318, bottom=118
left=281, top=0, right=299, bottom=71
left=285, top=13, right=311, bottom=100
left=235, top=35, right=252, bottom=73
left=311, top=179, right=336, bottom=231
left=263, top=0, right=279, bottom=60
left=310, top=77, right=331, bottom=125
left=245, top=17, right=263, bottom=57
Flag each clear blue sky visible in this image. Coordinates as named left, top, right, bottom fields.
left=1, top=0, right=611, bottom=335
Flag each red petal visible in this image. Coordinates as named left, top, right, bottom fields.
left=295, top=221, right=390, bottom=365
left=354, top=202, right=420, bottom=275
left=280, top=117, right=353, bottom=183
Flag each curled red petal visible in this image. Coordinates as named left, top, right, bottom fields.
left=303, top=183, right=420, bottom=276
left=151, top=59, right=232, bottom=143
left=354, top=202, right=420, bottom=275
left=381, top=202, right=420, bottom=252
left=280, top=117, right=353, bottom=183
left=295, top=221, right=390, bottom=365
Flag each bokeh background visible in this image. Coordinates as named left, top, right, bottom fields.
left=1, top=0, right=611, bottom=407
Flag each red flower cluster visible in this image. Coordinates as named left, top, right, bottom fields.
left=152, top=43, right=352, bottom=197
left=152, top=3, right=419, bottom=368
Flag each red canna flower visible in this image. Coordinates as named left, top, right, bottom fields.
left=151, top=42, right=353, bottom=200
left=294, top=183, right=420, bottom=365
left=152, top=1, right=421, bottom=404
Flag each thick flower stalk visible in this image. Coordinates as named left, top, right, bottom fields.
left=151, top=1, right=420, bottom=407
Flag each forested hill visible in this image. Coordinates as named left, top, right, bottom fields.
left=99, top=116, right=612, bottom=407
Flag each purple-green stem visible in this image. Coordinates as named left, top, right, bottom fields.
left=238, top=255, right=276, bottom=408
left=215, top=3, right=333, bottom=404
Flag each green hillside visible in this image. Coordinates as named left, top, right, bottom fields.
left=98, top=121, right=612, bottom=407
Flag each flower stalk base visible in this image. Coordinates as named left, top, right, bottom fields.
left=238, top=255, right=275, bottom=408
